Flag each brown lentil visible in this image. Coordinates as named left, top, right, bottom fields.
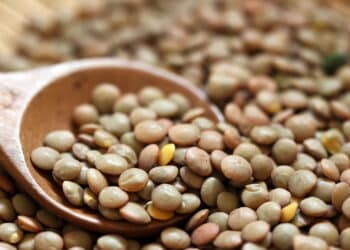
left=95, top=153, right=129, bottom=176
left=176, top=193, right=201, bottom=214
left=191, top=222, right=220, bottom=246
left=168, top=124, right=200, bottom=146
left=210, top=150, right=228, bottom=171
left=160, top=227, right=191, bottom=249
left=250, top=154, right=274, bottom=181
left=340, top=228, right=350, bottom=250
left=332, top=182, right=350, bottom=211
left=34, top=231, right=64, bottom=250
left=31, top=147, right=60, bottom=170
left=288, top=170, right=317, bottom=198
left=149, top=166, right=178, bottom=184
left=12, top=194, right=37, bottom=217
left=93, top=129, right=118, bottom=148
left=118, top=168, right=148, bottom=192
left=234, top=143, right=262, bottom=161
left=242, top=220, right=270, bottom=243
left=138, top=144, right=159, bottom=171
left=185, top=147, right=212, bottom=176
left=208, top=212, right=229, bottom=231
left=86, top=168, right=108, bottom=194
left=309, top=222, right=339, bottom=246
left=221, top=155, right=252, bottom=184
left=134, top=120, right=167, bottom=144
left=217, top=191, right=239, bottom=213
left=96, top=234, right=128, bottom=250
left=223, top=128, right=241, bottom=149
left=293, top=235, right=328, bottom=250
left=151, top=184, right=182, bottom=212
left=257, top=201, right=281, bottom=226
left=44, top=130, right=76, bottom=152
left=271, top=166, right=295, bottom=189
left=200, top=177, right=225, bottom=207
left=62, top=181, right=84, bottom=206
left=269, top=188, right=291, bottom=207
left=98, top=186, right=128, bottom=208
left=272, top=138, right=298, bottom=164
left=53, top=158, right=82, bottom=181
left=304, top=139, right=328, bottom=160
left=113, top=94, right=139, bottom=114
left=186, top=209, right=210, bottom=232
left=250, top=126, right=278, bottom=145
left=198, top=130, right=224, bottom=152
left=228, top=207, right=257, bottom=231
left=241, top=183, right=269, bottom=209
left=300, top=197, right=328, bottom=217
left=179, top=167, right=204, bottom=189
left=119, top=202, right=151, bottom=224
left=311, top=178, right=335, bottom=203
left=214, top=230, right=242, bottom=249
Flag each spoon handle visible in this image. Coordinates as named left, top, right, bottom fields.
left=0, top=66, right=51, bottom=189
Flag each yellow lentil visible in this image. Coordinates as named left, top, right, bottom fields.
left=159, top=143, right=175, bottom=165
left=321, top=130, right=344, bottom=154
left=147, top=203, right=175, bottom=220
left=280, top=201, right=298, bottom=222
left=267, top=101, right=281, bottom=113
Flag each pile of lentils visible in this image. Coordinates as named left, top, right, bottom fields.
left=31, top=84, right=217, bottom=223
left=1, top=0, right=350, bottom=249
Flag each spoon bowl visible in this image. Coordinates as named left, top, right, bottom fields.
left=0, top=59, right=223, bottom=237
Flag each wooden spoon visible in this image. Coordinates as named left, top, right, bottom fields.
left=0, top=58, right=223, bottom=237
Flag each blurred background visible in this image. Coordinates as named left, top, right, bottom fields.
left=0, top=0, right=349, bottom=88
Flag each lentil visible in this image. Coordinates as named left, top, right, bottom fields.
left=191, top=222, right=220, bottom=246
left=221, top=155, right=252, bottom=183
left=98, top=186, right=128, bottom=208
left=158, top=143, right=175, bottom=166
left=208, top=212, right=228, bottom=231
left=185, top=147, right=212, bottom=176
left=147, top=204, right=174, bottom=221
left=168, top=124, right=200, bottom=146
left=300, top=197, right=328, bottom=217
left=309, top=222, right=339, bottom=246
left=119, top=202, right=151, bottom=225
left=134, top=120, right=167, bottom=144
left=280, top=202, right=298, bottom=223
left=213, top=230, right=242, bottom=249
left=149, top=166, right=178, bottom=184
left=31, top=147, right=60, bottom=170
left=228, top=207, right=257, bottom=231
left=273, top=223, right=301, bottom=250
left=138, top=144, right=159, bottom=171
left=44, top=130, right=76, bottom=152
left=161, top=227, right=190, bottom=249
left=151, top=184, right=182, bottom=212
left=200, top=177, right=225, bottom=207
left=118, top=168, right=148, bottom=192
